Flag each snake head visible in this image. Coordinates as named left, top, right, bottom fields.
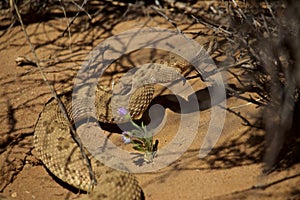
left=113, top=63, right=182, bottom=96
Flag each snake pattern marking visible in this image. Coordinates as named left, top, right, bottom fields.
left=33, top=61, right=184, bottom=199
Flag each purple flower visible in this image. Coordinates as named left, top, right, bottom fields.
left=121, top=131, right=131, bottom=144
left=118, top=107, right=128, bottom=117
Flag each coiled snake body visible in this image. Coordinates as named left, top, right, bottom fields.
left=33, top=63, right=182, bottom=199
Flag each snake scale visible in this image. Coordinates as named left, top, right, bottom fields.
left=33, top=61, right=183, bottom=199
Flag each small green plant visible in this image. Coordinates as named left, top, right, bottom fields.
left=118, top=107, right=158, bottom=163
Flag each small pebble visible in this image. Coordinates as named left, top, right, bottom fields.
left=11, top=192, right=17, bottom=198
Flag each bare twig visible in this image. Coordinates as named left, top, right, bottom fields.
left=59, top=0, right=72, bottom=48
left=151, top=5, right=183, bottom=34
left=62, top=0, right=91, bottom=37
left=11, top=0, right=96, bottom=190
left=191, top=14, right=233, bottom=36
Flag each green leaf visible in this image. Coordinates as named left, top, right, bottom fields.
left=130, top=120, right=144, bottom=132
left=131, top=129, right=142, bottom=136
left=133, top=144, right=144, bottom=152
left=132, top=138, right=143, bottom=144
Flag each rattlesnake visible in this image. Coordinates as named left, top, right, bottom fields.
left=33, top=62, right=184, bottom=199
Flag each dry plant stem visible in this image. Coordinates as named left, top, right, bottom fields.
left=219, top=105, right=253, bottom=127
left=58, top=0, right=72, bottom=49
left=71, top=0, right=91, bottom=18
left=226, top=86, right=266, bottom=107
left=151, top=5, right=183, bottom=34
left=190, top=15, right=233, bottom=36
left=62, top=0, right=91, bottom=37
left=264, top=0, right=275, bottom=20
left=11, top=0, right=97, bottom=189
